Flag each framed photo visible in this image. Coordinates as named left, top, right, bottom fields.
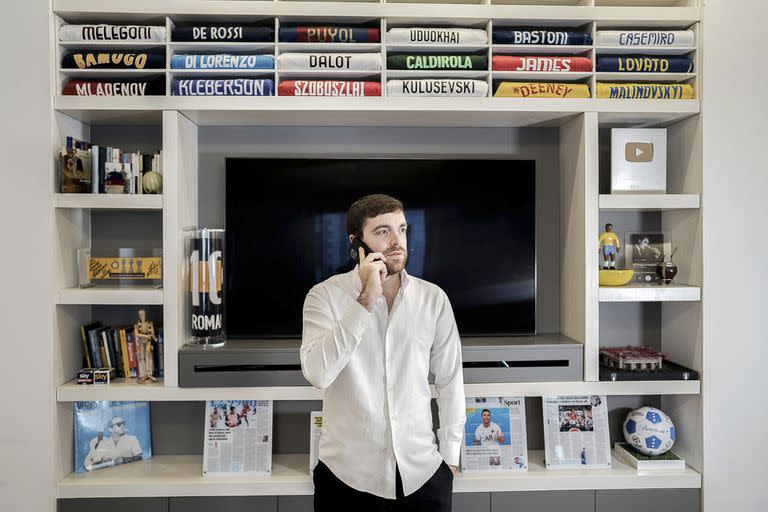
left=625, top=233, right=668, bottom=283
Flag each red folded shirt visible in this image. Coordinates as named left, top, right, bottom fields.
left=492, top=55, right=592, bottom=72
left=278, top=80, right=381, bottom=97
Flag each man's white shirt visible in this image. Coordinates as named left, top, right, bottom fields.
left=301, top=267, right=465, bottom=499
left=474, top=422, right=503, bottom=446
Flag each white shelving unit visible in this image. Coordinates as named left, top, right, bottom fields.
left=50, top=0, right=705, bottom=505
left=53, top=193, right=163, bottom=210
left=57, top=451, right=701, bottom=499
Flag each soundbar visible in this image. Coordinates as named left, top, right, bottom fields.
left=178, top=335, right=583, bottom=387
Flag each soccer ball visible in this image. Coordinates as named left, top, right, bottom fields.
left=623, top=406, right=676, bottom=456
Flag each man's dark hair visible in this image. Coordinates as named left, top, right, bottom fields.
left=346, top=194, right=404, bottom=238
left=606, top=223, right=613, bottom=229
left=482, top=409, right=491, bottom=415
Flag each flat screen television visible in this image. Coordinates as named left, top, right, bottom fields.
left=225, top=158, right=535, bottom=338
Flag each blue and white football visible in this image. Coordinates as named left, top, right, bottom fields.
left=622, top=406, right=676, bottom=456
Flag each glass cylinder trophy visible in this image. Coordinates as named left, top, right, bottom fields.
left=185, top=228, right=225, bottom=347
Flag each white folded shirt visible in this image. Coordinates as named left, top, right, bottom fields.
left=277, top=52, right=382, bottom=71
left=387, top=27, right=488, bottom=45
left=596, top=30, right=694, bottom=47
left=387, top=79, right=488, bottom=97
left=59, top=24, right=167, bottom=42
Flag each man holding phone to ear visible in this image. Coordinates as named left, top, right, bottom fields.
left=301, top=194, right=465, bottom=511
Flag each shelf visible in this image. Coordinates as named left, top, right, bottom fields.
left=492, top=71, right=592, bottom=81
left=598, top=193, right=700, bottom=211
left=56, top=286, right=163, bottom=305
left=386, top=70, right=489, bottom=79
left=492, top=44, right=592, bottom=55
left=596, top=46, right=695, bottom=56
left=54, top=96, right=700, bottom=127
left=170, top=42, right=275, bottom=52
left=56, top=378, right=700, bottom=402
left=54, top=193, right=163, bottom=210
left=596, top=72, right=695, bottom=82
left=56, top=451, right=701, bottom=499
left=53, top=2, right=701, bottom=24
left=599, top=283, right=700, bottom=302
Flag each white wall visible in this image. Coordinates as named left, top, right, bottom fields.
left=0, top=0, right=55, bottom=510
left=702, top=1, right=768, bottom=510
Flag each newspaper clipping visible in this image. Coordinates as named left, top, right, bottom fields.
left=309, top=411, right=323, bottom=475
left=542, top=395, right=611, bottom=469
left=461, top=396, right=528, bottom=472
left=203, top=400, right=273, bottom=475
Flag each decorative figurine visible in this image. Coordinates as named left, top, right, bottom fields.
left=598, top=223, right=621, bottom=270
left=134, top=308, right=158, bottom=384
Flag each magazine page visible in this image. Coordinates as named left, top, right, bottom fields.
left=309, top=411, right=323, bottom=475
left=461, top=396, right=528, bottom=472
left=74, top=401, right=152, bottom=473
left=542, top=395, right=611, bottom=469
left=203, top=400, right=273, bottom=475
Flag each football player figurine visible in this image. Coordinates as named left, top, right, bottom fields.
left=135, top=309, right=158, bottom=383
left=598, top=223, right=621, bottom=270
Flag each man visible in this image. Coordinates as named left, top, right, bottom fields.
left=473, top=409, right=505, bottom=446
left=83, top=416, right=143, bottom=471
left=301, top=194, right=465, bottom=511
left=226, top=406, right=240, bottom=428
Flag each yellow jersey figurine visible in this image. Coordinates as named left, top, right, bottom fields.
left=598, top=223, right=620, bottom=270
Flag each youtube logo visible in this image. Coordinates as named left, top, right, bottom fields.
left=611, top=128, right=667, bottom=193
left=625, top=141, right=654, bottom=162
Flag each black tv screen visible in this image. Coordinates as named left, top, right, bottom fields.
left=225, top=158, right=535, bottom=338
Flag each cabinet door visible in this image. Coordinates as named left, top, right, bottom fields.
left=596, top=489, right=700, bottom=512
left=277, top=495, right=314, bottom=511
left=492, top=491, right=595, bottom=512
left=169, top=496, right=277, bottom=512
left=454, top=493, right=491, bottom=512
left=58, top=498, right=168, bottom=512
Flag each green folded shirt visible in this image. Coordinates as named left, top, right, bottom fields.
left=387, top=54, right=488, bottom=71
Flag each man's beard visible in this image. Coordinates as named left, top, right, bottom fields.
left=384, top=249, right=407, bottom=276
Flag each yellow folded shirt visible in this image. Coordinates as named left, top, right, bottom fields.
left=494, top=82, right=590, bottom=98
left=596, top=82, right=694, bottom=99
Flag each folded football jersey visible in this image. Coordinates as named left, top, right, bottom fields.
left=493, top=28, right=592, bottom=45
left=171, top=54, right=275, bottom=69
left=596, top=56, right=693, bottom=73
left=492, top=55, right=592, bottom=72
left=386, top=79, right=488, bottom=97
left=278, top=80, right=381, bottom=96
left=62, top=78, right=165, bottom=96
left=387, top=54, right=487, bottom=70
left=387, top=28, right=488, bottom=45
left=277, top=53, right=381, bottom=70
left=596, top=82, right=694, bottom=99
left=494, top=81, right=590, bottom=98
left=172, top=24, right=274, bottom=42
left=172, top=78, right=275, bottom=96
left=62, top=49, right=165, bottom=69
left=596, top=30, right=694, bottom=47
left=279, top=27, right=380, bottom=43
left=59, top=24, right=166, bottom=42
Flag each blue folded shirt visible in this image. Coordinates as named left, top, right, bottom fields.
left=172, top=78, right=275, bottom=96
left=171, top=54, right=275, bottom=69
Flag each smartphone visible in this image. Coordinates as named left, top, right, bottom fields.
left=350, top=237, right=375, bottom=262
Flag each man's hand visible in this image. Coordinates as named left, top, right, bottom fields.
left=449, top=464, right=459, bottom=476
left=356, top=247, right=387, bottom=312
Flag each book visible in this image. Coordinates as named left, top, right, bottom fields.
left=79, top=322, right=101, bottom=368
left=614, top=442, right=685, bottom=470
left=87, top=327, right=104, bottom=368
left=542, top=395, right=611, bottom=469
left=119, top=328, right=131, bottom=378
left=74, top=401, right=152, bottom=473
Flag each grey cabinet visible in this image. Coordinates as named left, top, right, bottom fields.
left=596, top=489, right=700, bottom=512
left=59, top=498, right=168, bottom=512
left=170, top=496, right=277, bottom=512
left=492, top=491, right=595, bottom=512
